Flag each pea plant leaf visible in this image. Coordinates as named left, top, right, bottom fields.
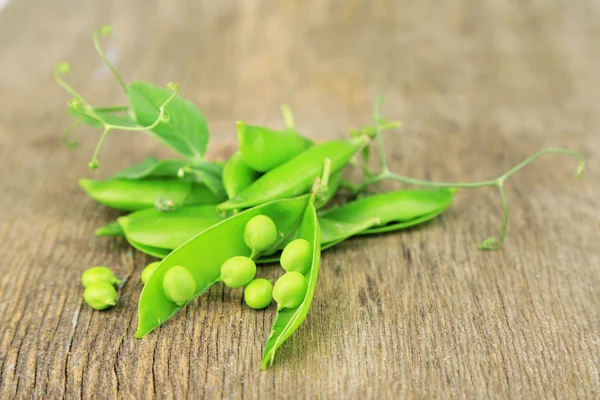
left=181, top=161, right=226, bottom=197
left=112, top=157, right=187, bottom=179
left=128, top=81, right=209, bottom=162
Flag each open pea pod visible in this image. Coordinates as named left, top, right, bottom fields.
left=136, top=195, right=310, bottom=338
left=261, top=200, right=321, bottom=369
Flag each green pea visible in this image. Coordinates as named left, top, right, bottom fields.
left=272, top=271, right=308, bottom=309
left=162, top=266, right=196, bottom=306
left=220, top=256, right=257, bottom=288
left=83, top=282, right=118, bottom=310
left=244, top=215, right=277, bottom=253
left=81, top=266, right=121, bottom=288
left=244, top=279, right=273, bottom=309
left=141, top=261, right=160, bottom=284
left=280, top=239, right=312, bottom=274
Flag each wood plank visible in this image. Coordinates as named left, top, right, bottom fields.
left=0, top=0, right=598, bottom=398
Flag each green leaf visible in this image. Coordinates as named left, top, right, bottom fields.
left=112, top=157, right=187, bottom=180
left=128, top=81, right=209, bottom=161
left=183, top=161, right=225, bottom=197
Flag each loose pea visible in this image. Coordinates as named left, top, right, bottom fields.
left=244, top=215, right=277, bottom=253
left=81, top=266, right=121, bottom=288
left=244, top=279, right=273, bottom=309
left=280, top=239, right=312, bottom=274
left=162, top=266, right=196, bottom=306
left=83, top=281, right=118, bottom=310
left=272, top=271, right=308, bottom=309
left=220, top=256, right=257, bottom=288
left=141, top=261, right=160, bottom=284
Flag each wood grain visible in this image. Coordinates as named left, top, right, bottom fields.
left=1, top=0, right=599, bottom=398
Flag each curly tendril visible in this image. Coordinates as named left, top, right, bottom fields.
left=357, top=96, right=585, bottom=250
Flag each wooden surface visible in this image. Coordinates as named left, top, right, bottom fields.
left=1, top=0, right=599, bottom=398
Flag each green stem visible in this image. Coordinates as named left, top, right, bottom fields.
left=93, top=26, right=128, bottom=94
left=373, top=96, right=390, bottom=173
left=87, top=85, right=179, bottom=169
left=281, top=104, right=295, bottom=130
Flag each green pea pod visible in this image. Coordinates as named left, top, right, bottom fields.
left=237, top=122, right=313, bottom=172
left=95, top=220, right=125, bottom=237
left=118, top=204, right=223, bottom=250
left=218, top=136, right=370, bottom=212
left=318, top=188, right=456, bottom=245
left=256, top=188, right=455, bottom=263
left=79, top=178, right=226, bottom=211
left=136, top=195, right=311, bottom=338
left=315, top=171, right=343, bottom=209
left=261, top=199, right=321, bottom=368
left=222, top=151, right=261, bottom=199
left=128, top=239, right=171, bottom=259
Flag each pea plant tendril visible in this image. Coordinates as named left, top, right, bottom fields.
left=355, top=96, right=586, bottom=250
left=54, top=61, right=179, bottom=170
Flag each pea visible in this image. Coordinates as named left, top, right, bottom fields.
left=141, top=261, right=160, bottom=284
left=244, top=215, right=277, bottom=253
left=280, top=239, right=312, bottom=274
left=83, top=281, right=118, bottom=310
left=162, top=266, right=196, bottom=306
left=243, top=279, right=273, bottom=309
left=220, top=256, right=257, bottom=288
left=272, top=271, right=308, bottom=309
left=81, top=266, right=121, bottom=288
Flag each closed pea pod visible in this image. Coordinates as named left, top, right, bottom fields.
left=222, top=151, right=261, bottom=199
left=117, top=204, right=224, bottom=251
left=79, top=177, right=225, bottom=211
left=136, top=194, right=310, bottom=338
left=217, top=135, right=371, bottom=212
left=236, top=121, right=313, bottom=172
left=318, top=188, right=456, bottom=247
left=84, top=282, right=118, bottom=310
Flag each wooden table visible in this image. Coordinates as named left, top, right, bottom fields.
left=1, top=0, right=599, bottom=398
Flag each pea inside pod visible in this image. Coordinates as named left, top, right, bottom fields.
left=136, top=194, right=311, bottom=338
left=162, top=266, right=196, bottom=306
left=261, top=199, right=322, bottom=369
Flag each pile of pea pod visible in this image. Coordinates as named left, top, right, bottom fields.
left=58, top=26, right=585, bottom=370
left=80, top=119, right=455, bottom=368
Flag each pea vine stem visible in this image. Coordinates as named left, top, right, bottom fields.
left=54, top=62, right=180, bottom=169
left=93, top=26, right=128, bottom=94
left=360, top=96, right=585, bottom=250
